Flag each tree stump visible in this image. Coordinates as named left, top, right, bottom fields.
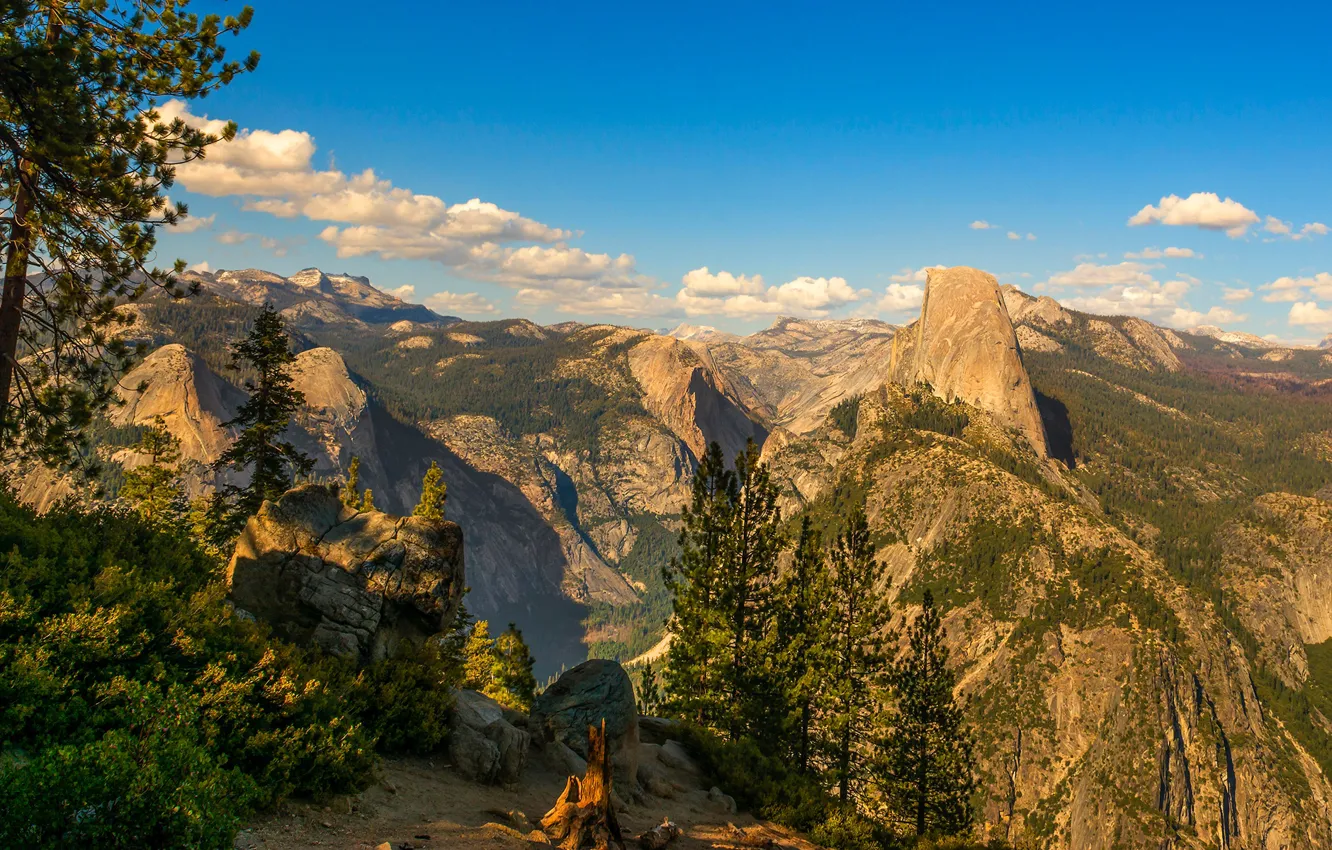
left=541, top=719, right=625, bottom=850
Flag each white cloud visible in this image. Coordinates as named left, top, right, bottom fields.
left=1125, top=246, right=1199, bottom=259
left=970, top=220, right=995, bottom=230
left=1263, top=216, right=1292, bottom=236
left=1222, top=287, right=1252, bottom=302
left=1006, top=231, right=1021, bottom=241
left=675, top=268, right=867, bottom=318
left=168, top=213, right=215, bottom=233
left=1260, top=272, right=1332, bottom=303
left=877, top=283, right=925, bottom=313
left=1128, top=192, right=1260, bottom=238
left=186, top=261, right=212, bottom=273
left=1169, top=306, right=1246, bottom=327
left=1289, top=301, right=1332, bottom=330
left=214, top=230, right=296, bottom=257
left=386, top=284, right=415, bottom=300
left=159, top=100, right=647, bottom=309
left=1041, top=261, right=1236, bottom=329
left=1046, top=261, right=1159, bottom=288
left=424, top=291, right=499, bottom=316
left=1294, top=222, right=1329, bottom=241
left=890, top=264, right=946, bottom=283
left=1026, top=233, right=1037, bottom=241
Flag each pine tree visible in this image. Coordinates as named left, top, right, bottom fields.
left=876, top=589, right=978, bottom=838
left=826, top=507, right=890, bottom=804
left=342, top=455, right=363, bottom=508
left=118, top=415, right=185, bottom=523
left=774, top=515, right=834, bottom=773
left=718, top=438, right=785, bottom=742
left=0, top=2, right=257, bottom=465
left=663, top=441, right=736, bottom=729
left=463, top=620, right=497, bottom=691
left=637, top=661, right=662, bottom=715
left=360, top=488, right=375, bottom=511
left=413, top=460, right=448, bottom=520
left=487, top=623, right=537, bottom=712
left=212, top=304, right=312, bottom=535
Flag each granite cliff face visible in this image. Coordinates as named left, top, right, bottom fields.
left=112, top=343, right=245, bottom=464
left=890, top=267, right=1050, bottom=456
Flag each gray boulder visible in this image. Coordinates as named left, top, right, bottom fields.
left=449, top=689, right=530, bottom=786
left=532, top=659, right=640, bottom=786
left=226, top=484, right=465, bottom=663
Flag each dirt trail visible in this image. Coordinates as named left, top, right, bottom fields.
left=235, top=746, right=817, bottom=850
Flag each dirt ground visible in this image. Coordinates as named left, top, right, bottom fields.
left=235, top=743, right=819, bottom=850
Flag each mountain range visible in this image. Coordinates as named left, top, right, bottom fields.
left=22, top=264, right=1332, bottom=850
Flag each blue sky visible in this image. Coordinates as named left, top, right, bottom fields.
left=159, top=1, right=1332, bottom=340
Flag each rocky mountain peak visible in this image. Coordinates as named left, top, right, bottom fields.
left=890, top=266, right=1049, bottom=456
left=113, top=343, right=244, bottom=463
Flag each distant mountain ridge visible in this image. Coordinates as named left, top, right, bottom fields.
left=181, top=267, right=457, bottom=327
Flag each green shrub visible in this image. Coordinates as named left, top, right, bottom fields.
left=0, top=489, right=459, bottom=846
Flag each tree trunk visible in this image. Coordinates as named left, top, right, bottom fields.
left=0, top=161, right=34, bottom=428
left=541, top=720, right=625, bottom=850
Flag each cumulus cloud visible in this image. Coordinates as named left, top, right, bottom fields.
left=890, top=264, right=947, bottom=283
left=1041, top=261, right=1237, bottom=329
left=1125, top=247, right=1199, bottom=259
left=1260, top=272, right=1332, bottom=303
left=1128, top=192, right=1260, bottom=238
left=1290, top=301, right=1332, bottom=330
left=1007, top=231, right=1021, bottom=241
left=675, top=267, right=867, bottom=318
left=214, top=230, right=296, bottom=257
left=1294, top=222, right=1329, bottom=241
left=187, top=261, right=212, bottom=273
left=159, top=100, right=648, bottom=310
left=970, top=220, right=994, bottom=230
left=168, top=213, right=215, bottom=233
left=877, top=283, right=925, bottom=313
left=1222, top=287, right=1253, bottom=302
left=386, top=284, right=415, bottom=300
left=1263, top=216, right=1292, bottom=236
left=1026, top=233, right=1037, bottom=241
left=425, top=291, right=499, bottom=316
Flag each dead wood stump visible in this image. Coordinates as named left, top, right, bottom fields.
left=541, top=719, right=625, bottom=850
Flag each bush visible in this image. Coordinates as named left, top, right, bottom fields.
left=0, top=489, right=459, bottom=846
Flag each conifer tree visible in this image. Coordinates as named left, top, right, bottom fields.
left=413, top=460, right=448, bottom=519
left=118, top=414, right=185, bottom=523
left=774, top=515, right=834, bottom=772
left=0, top=2, right=257, bottom=465
left=342, top=455, right=363, bottom=508
left=212, top=304, right=312, bottom=534
left=826, top=507, right=890, bottom=803
left=487, top=623, right=537, bottom=712
left=360, top=488, right=375, bottom=511
left=663, top=441, right=736, bottom=728
left=463, top=619, right=497, bottom=691
left=876, top=590, right=978, bottom=838
left=637, top=661, right=662, bottom=715
left=718, top=438, right=785, bottom=741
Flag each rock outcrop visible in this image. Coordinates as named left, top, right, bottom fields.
left=532, top=659, right=640, bottom=787
left=449, top=689, right=530, bottom=786
left=226, top=484, right=465, bottom=663
left=890, top=267, right=1049, bottom=456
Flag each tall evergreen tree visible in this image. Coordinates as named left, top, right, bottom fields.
left=718, top=438, right=785, bottom=741
left=0, top=2, right=257, bottom=465
left=463, top=619, right=496, bottom=691
left=662, top=441, right=736, bottom=728
left=774, top=516, right=834, bottom=772
left=826, top=507, right=890, bottom=804
left=342, top=455, right=363, bottom=508
left=212, top=304, right=311, bottom=533
left=413, top=460, right=448, bottom=519
left=118, top=414, right=185, bottom=523
left=637, top=661, right=662, bottom=715
left=876, top=590, right=978, bottom=838
left=488, top=622, right=537, bottom=712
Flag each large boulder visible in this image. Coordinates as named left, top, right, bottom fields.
left=450, top=689, right=530, bottom=786
left=890, top=266, right=1049, bottom=457
left=226, top=484, right=465, bottom=663
left=532, top=659, right=640, bottom=786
